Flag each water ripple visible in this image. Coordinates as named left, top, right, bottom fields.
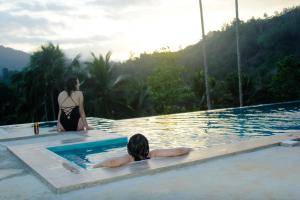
left=89, top=101, right=300, bottom=149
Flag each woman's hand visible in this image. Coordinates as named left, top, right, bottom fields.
left=48, top=123, right=64, bottom=132
left=83, top=125, right=93, bottom=131
left=57, top=123, right=65, bottom=132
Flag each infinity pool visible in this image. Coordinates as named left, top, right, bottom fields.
left=57, top=101, right=299, bottom=168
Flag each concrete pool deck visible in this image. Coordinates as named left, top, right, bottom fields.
left=0, top=128, right=299, bottom=199
left=4, top=132, right=299, bottom=193
left=0, top=136, right=300, bottom=200
left=0, top=123, right=61, bottom=141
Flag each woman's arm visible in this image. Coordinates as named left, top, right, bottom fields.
left=56, top=93, right=65, bottom=132
left=56, top=109, right=63, bottom=131
left=93, top=155, right=132, bottom=168
left=57, top=109, right=61, bottom=123
left=78, top=91, right=89, bottom=129
left=149, top=147, right=192, bottom=158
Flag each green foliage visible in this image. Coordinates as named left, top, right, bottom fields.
left=0, top=81, right=16, bottom=125
left=270, top=56, right=300, bottom=100
left=191, top=69, right=216, bottom=109
left=191, top=70, right=205, bottom=102
left=221, top=73, right=255, bottom=106
left=1, top=7, right=300, bottom=125
left=147, top=53, right=196, bottom=114
left=11, top=43, right=65, bottom=122
left=120, top=79, right=153, bottom=117
left=84, top=52, right=132, bottom=118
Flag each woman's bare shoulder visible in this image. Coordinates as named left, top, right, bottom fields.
left=73, top=91, right=83, bottom=98
left=58, top=90, right=67, bottom=95
left=74, top=90, right=83, bottom=95
left=58, top=91, right=67, bottom=100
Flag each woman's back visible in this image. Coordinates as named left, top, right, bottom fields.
left=58, top=90, right=82, bottom=131
left=56, top=76, right=89, bottom=132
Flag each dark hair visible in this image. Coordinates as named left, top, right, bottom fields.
left=127, top=134, right=149, bottom=161
left=65, top=76, right=77, bottom=96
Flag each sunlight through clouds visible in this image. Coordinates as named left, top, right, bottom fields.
left=0, top=0, right=299, bottom=61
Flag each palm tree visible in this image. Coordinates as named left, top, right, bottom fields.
left=125, top=79, right=153, bottom=117
left=198, top=0, right=211, bottom=110
left=12, top=43, right=65, bottom=122
left=35, top=43, right=65, bottom=120
left=84, top=52, right=132, bottom=118
left=65, top=54, right=89, bottom=85
left=235, top=0, right=243, bottom=107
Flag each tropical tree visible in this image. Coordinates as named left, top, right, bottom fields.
left=12, top=43, right=65, bottom=122
left=270, top=55, right=300, bottom=100
left=65, top=54, right=88, bottom=81
left=193, top=70, right=223, bottom=109
left=222, top=73, right=255, bottom=106
left=84, top=52, right=131, bottom=118
left=124, top=79, right=153, bottom=117
left=148, top=61, right=196, bottom=114
left=0, top=81, right=16, bottom=124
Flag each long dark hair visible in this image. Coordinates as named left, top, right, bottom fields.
left=127, top=134, right=150, bottom=161
left=65, top=76, right=77, bottom=96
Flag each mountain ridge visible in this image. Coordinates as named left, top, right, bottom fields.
left=0, top=45, right=30, bottom=72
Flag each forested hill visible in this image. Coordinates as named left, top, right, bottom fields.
left=119, top=7, right=300, bottom=81
left=0, top=45, right=30, bottom=71
left=1, top=7, right=299, bottom=125
left=178, top=6, right=300, bottom=79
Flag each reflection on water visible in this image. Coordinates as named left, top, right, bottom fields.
left=88, top=101, right=300, bottom=150
left=56, top=101, right=300, bottom=168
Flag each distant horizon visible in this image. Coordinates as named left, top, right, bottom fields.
left=0, top=0, right=299, bottom=61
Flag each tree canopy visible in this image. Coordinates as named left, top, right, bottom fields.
left=1, top=7, right=300, bottom=125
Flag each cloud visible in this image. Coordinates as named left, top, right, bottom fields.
left=1, top=34, right=109, bottom=45
left=0, top=11, right=64, bottom=33
left=2, top=0, right=298, bottom=62
left=0, top=11, right=66, bottom=49
left=86, top=0, right=159, bottom=21
left=55, top=35, right=110, bottom=44
left=8, top=1, right=73, bottom=12
left=87, top=0, right=157, bottom=9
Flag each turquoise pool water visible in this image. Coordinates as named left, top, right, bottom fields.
left=89, top=101, right=300, bottom=149
left=57, top=101, right=300, bottom=168
left=48, top=137, right=128, bottom=168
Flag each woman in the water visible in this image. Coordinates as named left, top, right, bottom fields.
left=93, top=133, right=191, bottom=168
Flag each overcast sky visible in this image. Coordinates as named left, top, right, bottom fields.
left=0, top=0, right=299, bottom=61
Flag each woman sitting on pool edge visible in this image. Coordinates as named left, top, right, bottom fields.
left=93, top=134, right=192, bottom=168
left=56, top=75, right=91, bottom=132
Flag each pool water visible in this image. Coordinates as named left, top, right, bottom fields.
left=59, top=101, right=300, bottom=168
left=88, top=101, right=300, bottom=149
left=61, top=144, right=126, bottom=169
left=48, top=137, right=128, bottom=169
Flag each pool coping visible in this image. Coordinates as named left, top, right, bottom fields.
left=115, top=100, right=300, bottom=122
left=6, top=131, right=300, bottom=193
left=0, top=117, right=115, bottom=142
left=0, top=125, right=63, bottom=142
